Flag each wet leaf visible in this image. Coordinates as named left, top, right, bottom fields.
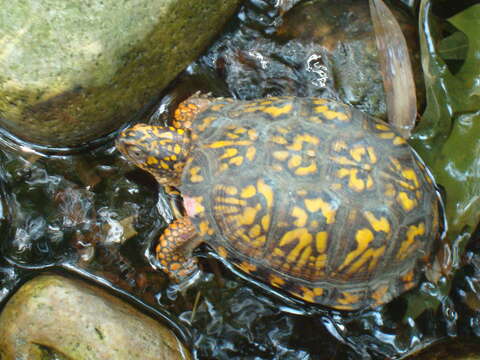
left=412, top=1, right=480, bottom=236
left=406, top=1, right=480, bottom=319
left=438, top=31, right=468, bottom=60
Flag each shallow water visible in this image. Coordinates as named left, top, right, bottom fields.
left=0, top=0, right=479, bottom=359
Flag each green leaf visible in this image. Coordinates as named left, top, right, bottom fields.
left=438, top=31, right=468, bottom=60
left=404, top=1, right=480, bottom=320
left=411, top=1, right=480, bottom=237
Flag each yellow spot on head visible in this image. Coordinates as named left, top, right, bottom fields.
left=147, top=156, right=158, bottom=165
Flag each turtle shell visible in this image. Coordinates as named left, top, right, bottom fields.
left=179, top=96, right=442, bottom=310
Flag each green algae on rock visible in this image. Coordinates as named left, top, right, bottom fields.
left=0, top=274, right=192, bottom=359
left=0, top=0, right=241, bottom=148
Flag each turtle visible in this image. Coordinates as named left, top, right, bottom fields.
left=116, top=95, right=444, bottom=310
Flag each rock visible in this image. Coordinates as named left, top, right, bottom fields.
left=0, top=0, right=240, bottom=148
left=276, top=0, right=424, bottom=119
left=0, top=274, right=192, bottom=359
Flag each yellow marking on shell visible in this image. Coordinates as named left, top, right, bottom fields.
left=315, top=231, right=328, bottom=252
left=220, top=197, right=247, bottom=206
left=226, top=132, right=239, bottom=139
left=147, top=156, right=158, bottom=165
left=236, top=261, right=257, bottom=274
left=248, top=129, right=258, bottom=140
left=304, top=198, right=336, bottom=224
left=272, top=136, right=288, bottom=145
left=315, top=105, right=328, bottom=114
left=197, top=116, right=217, bottom=132
left=384, top=183, right=396, bottom=197
left=241, top=185, right=257, bottom=198
left=244, top=103, right=293, bottom=117
left=273, top=151, right=289, bottom=161
left=171, top=155, right=177, bottom=161
left=277, top=127, right=289, bottom=134
left=241, top=204, right=261, bottom=225
left=326, top=110, right=348, bottom=121
left=336, top=292, right=361, bottom=308
left=273, top=248, right=285, bottom=257
left=350, top=246, right=385, bottom=273
left=397, top=192, right=417, bottom=211
left=292, top=206, right=308, bottom=227
left=173, top=144, right=181, bottom=154
left=257, top=179, right=273, bottom=209
left=339, top=228, right=374, bottom=271
left=269, top=274, right=286, bottom=287
left=216, top=246, right=228, bottom=258
left=220, top=147, right=238, bottom=159
left=261, top=215, right=270, bottom=231
left=295, top=286, right=324, bottom=303
left=249, top=224, right=262, bottom=237
left=214, top=205, right=238, bottom=214
left=208, top=140, right=252, bottom=148
left=288, top=155, right=302, bottom=168
left=246, top=146, right=256, bottom=161
left=279, top=228, right=313, bottom=264
left=229, top=156, right=244, bottom=166
left=224, top=186, right=238, bottom=196
left=364, top=211, right=390, bottom=233
left=295, top=162, right=317, bottom=176
left=366, top=146, right=377, bottom=163
left=296, top=246, right=312, bottom=269
left=350, top=146, right=366, bottom=162
left=189, top=167, right=204, bottom=183
left=287, top=134, right=320, bottom=152
left=397, top=223, right=425, bottom=259
left=297, top=189, right=307, bottom=196
left=402, top=168, right=420, bottom=188
left=372, top=286, right=389, bottom=304
left=337, top=168, right=372, bottom=192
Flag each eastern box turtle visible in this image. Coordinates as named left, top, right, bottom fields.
left=116, top=95, right=444, bottom=310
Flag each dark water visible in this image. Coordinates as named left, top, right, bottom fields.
left=0, top=0, right=479, bottom=359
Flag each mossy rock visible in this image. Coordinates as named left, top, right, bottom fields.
left=0, top=0, right=240, bottom=147
left=0, top=274, right=191, bottom=359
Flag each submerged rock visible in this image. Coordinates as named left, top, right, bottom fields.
left=0, top=0, right=240, bottom=148
left=0, top=274, right=191, bottom=359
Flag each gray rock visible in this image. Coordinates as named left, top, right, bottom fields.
left=0, top=274, right=192, bottom=360
left=0, top=0, right=240, bottom=147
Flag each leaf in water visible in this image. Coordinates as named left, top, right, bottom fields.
left=412, top=1, right=480, bottom=235
left=448, top=4, right=480, bottom=97
left=405, top=1, right=480, bottom=319
left=438, top=31, right=469, bottom=60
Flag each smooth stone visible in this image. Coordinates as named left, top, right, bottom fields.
left=0, top=0, right=240, bottom=147
left=0, top=274, right=191, bottom=359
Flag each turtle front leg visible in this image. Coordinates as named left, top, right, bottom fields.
left=155, top=216, right=201, bottom=282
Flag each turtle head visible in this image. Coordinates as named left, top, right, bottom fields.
left=116, top=124, right=191, bottom=186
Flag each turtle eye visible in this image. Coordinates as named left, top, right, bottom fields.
left=129, top=147, right=144, bottom=160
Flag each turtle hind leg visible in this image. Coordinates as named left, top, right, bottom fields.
left=155, top=217, right=201, bottom=282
